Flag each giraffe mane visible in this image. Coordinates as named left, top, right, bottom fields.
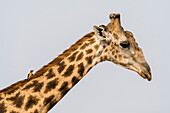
left=0, top=32, right=95, bottom=93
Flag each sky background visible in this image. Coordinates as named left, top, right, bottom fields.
left=0, top=0, right=169, bottom=113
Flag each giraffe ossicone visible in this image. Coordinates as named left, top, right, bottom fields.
left=0, top=13, right=151, bottom=113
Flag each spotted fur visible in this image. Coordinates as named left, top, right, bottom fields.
left=85, top=56, right=93, bottom=64
left=62, top=65, right=74, bottom=77
left=0, top=102, right=7, bottom=113
left=68, top=51, right=79, bottom=62
left=46, top=68, right=56, bottom=79
left=78, top=63, right=85, bottom=77
left=7, top=92, right=25, bottom=108
left=72, top=76, right=79, bottom=86
left=57, top=61, right=66, bottom=73
left=59, top=82, right=69, bottom=97
left=76, top=52, right=84, bottom=61
left=25, top=95, right=39, bottom=110
left=44, top=95, right=55, bottom=106
left=86, top=49, right=93, bottom=54
left=44, top=78, right=59, bottom=93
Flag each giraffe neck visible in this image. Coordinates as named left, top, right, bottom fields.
left=0, top=32, right=106, bottom=113
left=40, top=32, right=104, bottom=112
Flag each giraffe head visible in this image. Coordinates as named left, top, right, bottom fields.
left=93, top=13, right=151, bottom=81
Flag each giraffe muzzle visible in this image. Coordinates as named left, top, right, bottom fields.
left=139, top=71, right=152, bottom=81
left=138, top=63, right=152, bottom=81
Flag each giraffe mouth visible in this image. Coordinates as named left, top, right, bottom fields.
left=140, top=63, right=152, bottom=81
left=130, top=65, right=152, bottom=81
left=139, top=72, right=152, bottom=81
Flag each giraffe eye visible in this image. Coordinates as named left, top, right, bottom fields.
left=120, top=41, right=130, bottom=49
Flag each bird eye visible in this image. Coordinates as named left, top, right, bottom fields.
left=120, top=41, right=130, bottom=49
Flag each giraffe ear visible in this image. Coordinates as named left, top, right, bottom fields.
left=93, top=25, right=106, bottom=40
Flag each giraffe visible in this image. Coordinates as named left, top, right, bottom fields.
left=0, top=13, right=151, bottom=113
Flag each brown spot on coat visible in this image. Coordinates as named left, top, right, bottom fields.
left=59, top=82, right=68, bottom=92
left=44, top=78, right=59, bottom=93
left=86, top=49, right=93, bottom=54
left=72, top=76, right=79, bottom=86
left=76, top=52, right=84, bottom=61
left=105, top=49, right=108, bottom=53
left=85, top=56, right=93, bottom=64
left=57, top=61, right=66, bottom=73
left=34, top=109, right=39, bottom=113
left=107, top=41, right=111, bottom=45
left=62, top=65, right=74, bottom=77
left=46, top=68, right=56, bottom=79
left=78, top=63, right=85, bottom=77
left=25, top=95, right=39, bottom=110
left=114, top=43, right=117, bottom=46
left=23, top=80, right=44, bottom=92
left=100, top=57, right=103, bottom=61
left=46, top=99, right=58, bottom=112
left=7, top=92, right=25, bottom=108
left=112, top=51, right=115, bottom=55
left=34, top=82, right=44, bottom=92
left=80, top=43, right=89, bottom=50
left=68, top=51, right=78, bottom=62
left=0, top=102, right=7, bottom=113
left=94, top=44, right=100, bottom=51
left=59, top=82, right=70, bottom=97
left=44, top=95, right=55, bottom=106
left=88, top=38, right=96, bottom=44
